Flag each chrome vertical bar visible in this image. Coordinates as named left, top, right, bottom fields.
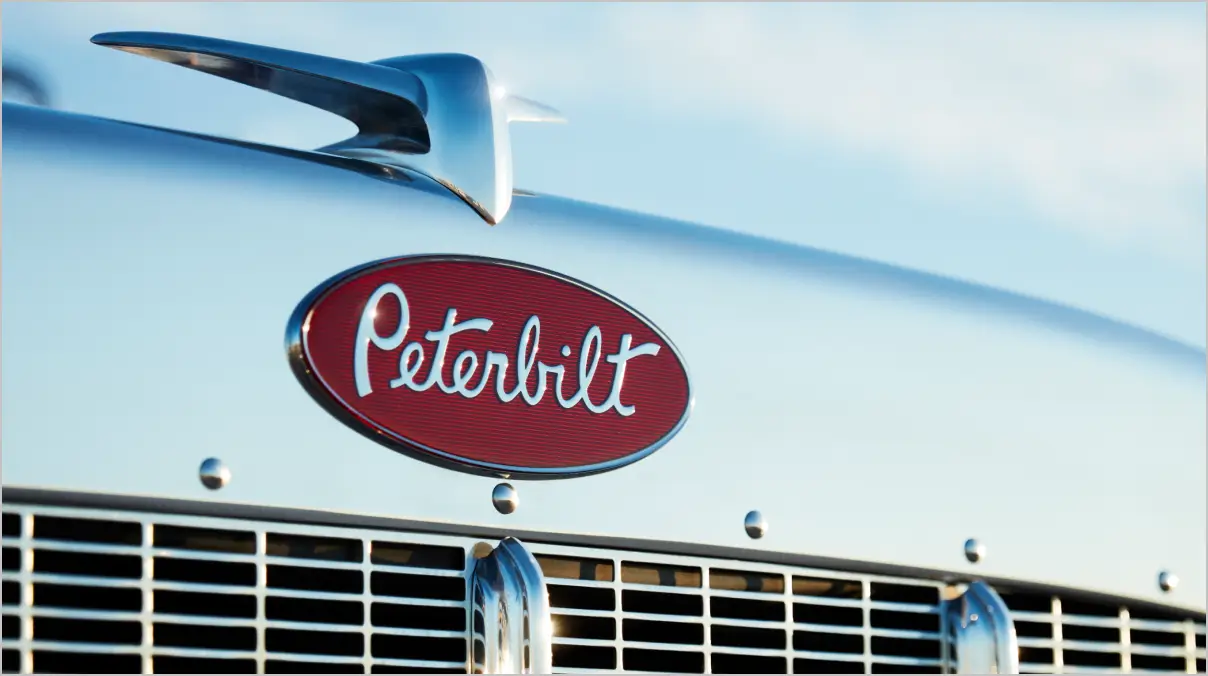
left=947, top=581, right=1019, bottom=674
left=469, top=537, right=552, bottom=674
left=139, top=522, right=154, bottom=674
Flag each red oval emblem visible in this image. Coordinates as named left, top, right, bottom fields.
left=286, top=255, right=693, bottom=478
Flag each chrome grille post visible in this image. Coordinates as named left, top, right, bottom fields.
left=947, top=581, right=1019, bottom=674
left=470, top=537, right=553, bottom=674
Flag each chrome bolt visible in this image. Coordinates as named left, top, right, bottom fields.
left=1158, top=571, right=1179, bottom=593
left=744, top=510, right=767, bottom=539
left=964, top=538, right=985, bottom=563
left=199, top=457, right=231, bottom=490
left=492, top=483, right=519, bottom=515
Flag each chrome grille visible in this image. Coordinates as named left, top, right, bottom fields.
left=1, top=505, right=474, bottom=674
left=2, top=501, right=1205, bottom=674
left=531, top=547, right=950, bottom=673
left=999, top=588, right=1206, bottom=674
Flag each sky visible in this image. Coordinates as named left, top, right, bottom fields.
left=3, top=2, right=1205, bottom=348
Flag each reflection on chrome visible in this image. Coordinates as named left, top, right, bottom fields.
left=948, top=581, right=1020, bottom=674
left=470, top=537, right=553, bottom=674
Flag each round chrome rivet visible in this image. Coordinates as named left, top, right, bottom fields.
left=199, top=458, right=231, bottom=490
left=1158, top=571, right=1179, bottom=593
left=471, top=542, right=494, bottom=560
left=964, top=538, right=985, bottom=563
left=744, top=510, right=767, bottom=539
left=492, top=483, right=519, bottom=515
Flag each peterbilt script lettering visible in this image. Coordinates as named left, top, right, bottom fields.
left=287, top=256, right=693, bottom=478
left=355, top=284, right=662, bottom=417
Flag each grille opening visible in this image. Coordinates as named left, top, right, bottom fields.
left=372, top=666, right=465, bottom=674
left=268, top=563, right=362, bottom=594
left=33, top=550, right=139, bottom=579
left=623, top=647, right=704, bottom=673
left=711, top=596, right=784, bottom=622
left=371, top=633, right=466, bottom=662
left=1018, top=646, right=1055, bottom=664
left=1014, top=619, right=1054, bottom=639
left=795, top=630, right=863, bottom=654
left=553, top=643, right=616, bottom=670
left=153, top=622, right=256, bottom=650
left=548, top=584, right=614, bottom=611
left=33, top=650, right=140, bottom=673
left=371, top=571, right=464, bottom=601
left=1061, top=598, right=1120, bottom=618
left=472, top=636, right=485, bottom=667
left=712, top=652, right=787, bottom=674
left=267, top=533, right=362, bottom=563
left=712, top=624, right=784, bottom=650
left=623, top=618, right=703, bottom=645
left=711, top=569, right=785, bottom=594
left=795, top=602, right=863, bottom=627
left=869, top=582, right=938, bottom=605
left=1063, top=648, right=1121, bottom=668
left=871, top=608, right=940, bottom=632
left=266, top=659, right=364, bottom=673
left=154, top=525, right=255, bottom=555
left=621, top=561, right=701, bottom=588
left=2, top=581, right=18, bottom=606
left=1197, top=657, right=1205, bottom=672
left=622, top=589, right=702, bottom=616
left=2, top=549, right=19, bottom=572
left=872, top=635, right=940, bottom=659
left=154, top=589, right=256, bottom=619
left=1127, top=605, right=1193, bottom=622
left=155, top=557, right=254, bottom=586
left=1062, top=623, right=1118, bottom=643
left=34, top=583, right=140, bottom=612
left=871, top=662, right=941, bottom=674
left=2, top=616, right=17, bottom=640
left=1197, top=631, right=1206, bottom=648
left=153, top=655, right=257, bottom=674
left=2, top=649, right=17, bottom=673
left=267, top=595, right=364, bottom=625
left=32, top=516, right=140, bottom=547
left=796, top=657, right=864, bottom=674
left=371, top=541, right=464, bottom=571
left=33, top=617, right=141, bottom=645
left=794, top=576, right=862, bottom=599
left=373, top=601, right=464, bottom=632
left=266, top=627, right=363, bottom=656
left=2, top=515, right=18, bottom=538
left=999, top=591, right=1052, bottom=613
left=537, top=555, right=614, bottom=582
left=1131, top=653, right=1186, bottom=671
left=552, top=613, right=614, bottom=640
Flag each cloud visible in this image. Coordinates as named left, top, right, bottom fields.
left=597, top=3, right=1206, bottom=255
left=11, top=2, right=1206, bottom=257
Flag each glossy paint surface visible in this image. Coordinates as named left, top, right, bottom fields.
left=2, top=103, right=1204, bottom=610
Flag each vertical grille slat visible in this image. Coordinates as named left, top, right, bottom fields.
left=1, top=504, right=1203, bottom=674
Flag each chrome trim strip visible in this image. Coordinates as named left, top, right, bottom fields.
left=284, top=254, right=695, bottom=480
left=470, top=537, right=553, bottom=674
left=949, top=580, right=1021, bottom=674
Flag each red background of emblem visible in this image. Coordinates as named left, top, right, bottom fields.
left=300, top=259, right=691, bottom=471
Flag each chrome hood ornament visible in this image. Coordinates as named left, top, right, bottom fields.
left=91, top=31, right=565, bottom=225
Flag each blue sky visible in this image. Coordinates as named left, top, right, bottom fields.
left=4, top=2, right=1205, bottom=347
